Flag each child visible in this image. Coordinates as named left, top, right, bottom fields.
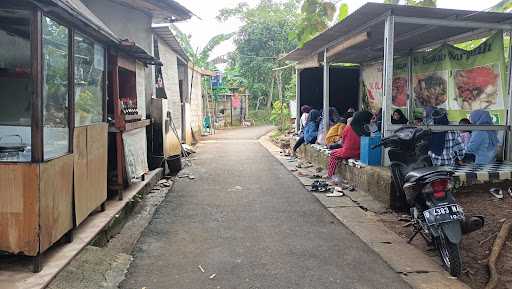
left=459, top=118, right=471, bottom=149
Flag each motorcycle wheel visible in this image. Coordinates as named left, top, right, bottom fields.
left=435, top=235, right=462, bottom=277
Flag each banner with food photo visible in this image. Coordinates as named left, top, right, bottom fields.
left=361, top=61, right=383, bottom=113
left=361, top=58, right=409, bottom=115
left=412, top=45, right=451, bottom=115
left=392, top=58, right=410, bottom=116
left=447, top=33, right=506, bottom=124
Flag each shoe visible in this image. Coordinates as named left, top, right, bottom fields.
left=326, top=191, right=344, bottom=197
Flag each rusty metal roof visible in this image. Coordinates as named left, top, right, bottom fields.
left=109, top=0, right=193, bottom=22
left=40, top=0, right=160, bottom=64
left=284, top=3, right=512, bottom=64
left=152, top=23, right=190, bottom=63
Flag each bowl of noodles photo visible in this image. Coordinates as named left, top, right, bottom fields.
left=413, top=72, right=448, bottom=107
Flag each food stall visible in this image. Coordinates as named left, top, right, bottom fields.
left=0, top=0, right=156, bottom=272
left=285, top=3, right=512, bottom=161
left=107, top=44, right=158, bottom=199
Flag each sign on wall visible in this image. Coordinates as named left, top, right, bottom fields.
left=123, top=128, right=149, bottom=182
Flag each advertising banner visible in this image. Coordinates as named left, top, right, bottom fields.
left=412, top=33, right=506, bottom=124
left=361, top=58, right=409, bottom=115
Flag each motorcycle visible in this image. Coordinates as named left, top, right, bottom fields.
left=373, top=126, right=484, bottom=277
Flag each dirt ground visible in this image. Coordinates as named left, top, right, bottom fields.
left=381, top=183, right=512, bottom=289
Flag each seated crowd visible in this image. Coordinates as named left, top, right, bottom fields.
left=293, top=105, right=500, bottom=184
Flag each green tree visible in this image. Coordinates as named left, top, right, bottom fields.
left=218, top=0, right=300, bottom=110
left=294, top=0, right=349, bottom=47
left=170, top=24, right=234, bottom=70
left=490, top=0, right=512, bottom=12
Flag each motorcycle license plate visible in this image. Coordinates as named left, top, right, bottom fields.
left=423, top=205, right=464, bottom=226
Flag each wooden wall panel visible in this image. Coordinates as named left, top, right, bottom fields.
left=74, top=124, right=108, bottom=225
left=0, top=164, right=39, bottom=256
left=73, top=127, right=89, bottom=225
left=39, top=155, right=74, bottom=252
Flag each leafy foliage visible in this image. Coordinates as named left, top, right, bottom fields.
left=218, top=0, right=300, bottom=108
left=490, top=0, right=512, bottom=12
left=294, top=0, right=349, bottom=47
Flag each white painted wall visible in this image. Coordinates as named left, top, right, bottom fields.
left=188, top=67, right=203, bottom=142
left=157, top=38, right=182, bottom=139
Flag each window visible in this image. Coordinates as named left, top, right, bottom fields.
left=0, top=9, right=32, bottom=162
left=74, top=32, right=104, bottom=126
left=42, top=17, right=69, bottom=160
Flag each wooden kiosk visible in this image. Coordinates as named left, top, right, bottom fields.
left=0, top=0, right=129, bottom=272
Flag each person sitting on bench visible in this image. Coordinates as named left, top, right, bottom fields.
left=465, top=109, right=498, bottom=165
left=292, top=109, right=321, bottom=157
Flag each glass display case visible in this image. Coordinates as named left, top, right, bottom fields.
left=0, top=9, right=32, bottom=162
left=0, top=3, right=108, bottom=273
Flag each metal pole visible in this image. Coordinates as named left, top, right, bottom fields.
left=506, top=31, right=512, bottom=160
left=407, top=54, right=414, bottom=123
left=323, top=49, right=330, bottom=135
left=296, top=68, right=301, bottom=132
left=382, top=15, right=395, bottom=138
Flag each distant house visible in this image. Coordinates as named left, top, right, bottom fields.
left=152, top=24, right=213, bottom=147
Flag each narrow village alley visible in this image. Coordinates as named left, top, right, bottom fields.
left=120, top=126, right=411, bottom=289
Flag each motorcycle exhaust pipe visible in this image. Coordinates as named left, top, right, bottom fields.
left=461, top=215, right=485, bottom=235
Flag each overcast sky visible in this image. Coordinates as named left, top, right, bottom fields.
left=174, top=0, right=503, bottom=60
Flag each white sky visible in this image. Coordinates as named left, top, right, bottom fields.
left=174, top=0, right=503, bottom=61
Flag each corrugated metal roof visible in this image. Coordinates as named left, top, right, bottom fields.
left=152, top=23, right=189, bottom=63
left=41, top=0, right=160, bottom=65
left=284, top=3, right=512, bottom=64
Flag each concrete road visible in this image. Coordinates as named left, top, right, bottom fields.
left=121, top=126, right=411, bottom=289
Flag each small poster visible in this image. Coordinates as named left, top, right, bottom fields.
left=94, top=43, right=104, bottom=69
left=123, top=128, right=149, bottom=182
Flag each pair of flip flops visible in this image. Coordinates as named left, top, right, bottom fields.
left=489, top=187, right=512, bottom=199
left=326, top=186, right=345, bottom=197
left=310, top=180, right=329, bottom=192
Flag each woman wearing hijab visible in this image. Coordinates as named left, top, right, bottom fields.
left=391, top=109, right=408, bottom=125
left=317, top=107, right=340, bottom=145
left=465, top=109, right=498, bottom=164
left=428, top=108, right=465, bottom=166
left=292, top=109, right=321, bottom=157
left=299, top=105, right=312, bottom=133
left=327, top=111, right=373, bottom=180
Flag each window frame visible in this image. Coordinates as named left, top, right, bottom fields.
left=30, top=9, right=108, bottom=163
left=40, top=14, right=72, bottom=161
left=73, top=31, right=106, bottom=127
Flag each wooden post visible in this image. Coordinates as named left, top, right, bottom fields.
left=68, top=28, right=75, bottom=154
left=112, top=54, right=124, bottom=200
left=31, top=8, right=43, bottom=163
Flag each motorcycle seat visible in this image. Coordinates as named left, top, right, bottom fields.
left=404, top=167, right=453, bottom=184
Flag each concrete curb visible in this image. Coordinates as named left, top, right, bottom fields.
left=258, top=132, right=471, bottom=289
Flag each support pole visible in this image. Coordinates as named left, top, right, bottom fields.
left=323, top=49, right=330, bottom=135
left=382, top=15, right=395, bottom=137
left=296, top=69, right=301, bottom=132
left=506, top=31, right=512, bottom=160
left=407, top=54, right=414, bottom=123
